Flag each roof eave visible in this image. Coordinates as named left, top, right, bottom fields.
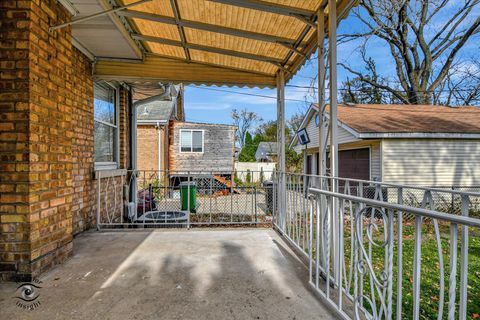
left=358, top=132, right=480, bottom=139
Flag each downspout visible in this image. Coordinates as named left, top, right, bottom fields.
left=157, top=121, right=161, bottom=172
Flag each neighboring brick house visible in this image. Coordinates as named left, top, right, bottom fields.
left=136, top=84, right=184, bottom=172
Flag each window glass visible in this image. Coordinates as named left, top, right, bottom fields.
left=94, top=82, right=117, bottom=165
left=180, top=130, right=203, bottom=153
left=192, top=131, right=203, bottom=152
left=181, top=130, right=192, bottom=152
left=94, top=122, right=115, bottom=162
left=94, top=83, right=115, bottom=124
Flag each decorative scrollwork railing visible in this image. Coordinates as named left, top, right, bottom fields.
left=275, top=173, right=480, bottom=320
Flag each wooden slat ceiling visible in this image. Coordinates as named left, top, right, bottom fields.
left=95, top=0, right=355, bottom=87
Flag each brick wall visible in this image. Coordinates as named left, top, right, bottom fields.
left=71, top=48, right=94, bottom=235
left=137, top=124, right=163, bottom=171
left=0, top=0, right=94, bottom=280
left=0, top=0, right=31, bottom=280
left=119, top=88, right=131, bottom=169
left=0, top=0, right=133, bottom=280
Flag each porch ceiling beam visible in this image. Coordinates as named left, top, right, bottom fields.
left=131, top=34, right=286, bottom=65
left=207, top=0, right=315, bottom=20
left=94, top=55, right=276, bottom=88
left=169, top=0, right=191, bottom=61
left=118, top=10, right=301, bottom=46
left=146, top=53, right=275, bottom=77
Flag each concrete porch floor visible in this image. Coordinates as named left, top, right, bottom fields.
left=0, top=229, right=333, bottom=319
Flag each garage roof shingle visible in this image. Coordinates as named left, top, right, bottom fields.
left=325, top=104, right=480, bottom=134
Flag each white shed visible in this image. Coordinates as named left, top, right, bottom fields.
left=290, top=104, right=480, bottom=187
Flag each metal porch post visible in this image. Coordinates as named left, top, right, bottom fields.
left=315, top=3, right=328, bottom=281
left=328, top=0, right=340, bottom=284
left=276, top=70, right=286, bottom=230
left=317, top=7, right=326, bottom=181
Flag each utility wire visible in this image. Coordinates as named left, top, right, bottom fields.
left=189, top=84, right=477, bottom=97
left=187, top=85, right=312, bottom=103
left=284, top=84, right=479, bottom=93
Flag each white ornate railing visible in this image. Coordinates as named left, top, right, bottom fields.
left=275, top=173, right=480, bottom=320
left=95, top=170, right=276, bottom=228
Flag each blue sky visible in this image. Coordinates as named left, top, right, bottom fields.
left=183, top=3, right=479, bottom=127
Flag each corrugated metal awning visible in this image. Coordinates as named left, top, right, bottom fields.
left=89, top=0, right=355, bottom=87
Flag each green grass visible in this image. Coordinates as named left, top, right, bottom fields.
left=341, top=221, right=480, bottom=319
left=287, top=210, right=480, bottom=319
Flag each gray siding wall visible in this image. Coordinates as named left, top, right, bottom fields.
left=382, top=139, right=480, bottom=186
left=170, top=122, right=235, bottom=173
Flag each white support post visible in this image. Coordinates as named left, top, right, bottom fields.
left=317, top=7, right=326, bottom=180
left=328, top=0, right=340, bottom=284
left=277, top=70, right=286, bottom=230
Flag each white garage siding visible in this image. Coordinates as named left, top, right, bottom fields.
left=382, top=139, right=480, bottom=186
left=294, top=115, right=360, bottom=153
left=370, top=142, right=381, bottom=181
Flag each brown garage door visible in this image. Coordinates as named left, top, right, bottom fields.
left=327, top=148, right=370, bottom=180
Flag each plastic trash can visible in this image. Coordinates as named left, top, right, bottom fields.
left=180, top=181, right=197, bottom=213
left=263, top=180, right=276, bottom=215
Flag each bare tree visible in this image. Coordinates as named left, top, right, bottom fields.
left=231, top=108, right=262, bottom=147
left=287, top=112, right=305, bottom=134
left=339, top=0, right=480, bottom=105
left=433, top=58, right=480, bottom=105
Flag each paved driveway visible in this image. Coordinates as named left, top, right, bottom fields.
left=0, top=229, right=332, bottom=320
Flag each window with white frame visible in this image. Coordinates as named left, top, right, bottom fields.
left=94, top=82, right=118, bottom=168
left=180, top=130, right=204, bottom=153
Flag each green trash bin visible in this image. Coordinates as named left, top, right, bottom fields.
left=180, top=181, right=196, bottom=213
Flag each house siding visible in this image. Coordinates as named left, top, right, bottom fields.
left=294, top=113, right=359, bottom=153
left=382, top=139, right=480, bottom=186
left=169, top=122, right=235, bottom=173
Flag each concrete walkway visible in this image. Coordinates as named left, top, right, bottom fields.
left=0, top=229, right=333, bottom=320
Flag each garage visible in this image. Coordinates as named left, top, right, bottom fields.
left=326, top=148, right=370, bottom=180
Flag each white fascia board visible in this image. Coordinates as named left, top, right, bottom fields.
left=358, top=132, right=480, bottom=139
left=322, top=112, right=361, bottom=138
left=58, top=0, right=79, bottom=16
left=72, top=37, right=95, bottom=61
left=137, top=120, right=168, bottom=125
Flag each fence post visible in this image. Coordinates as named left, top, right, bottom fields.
left=459, top=195, right=470, bottom=319
left=451, top=186, right=455, bottom=213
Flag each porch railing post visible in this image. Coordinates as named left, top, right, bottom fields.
left=276, top=69, right=286, bottom=231
left=328, top=0, right=340, bottom=284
